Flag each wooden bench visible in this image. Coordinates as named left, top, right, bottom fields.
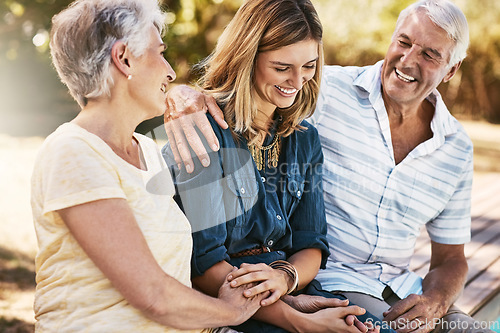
left=409, top=172, right=500, bottom=319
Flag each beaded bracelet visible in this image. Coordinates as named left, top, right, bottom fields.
left=269, top=260, right=299, bottom=295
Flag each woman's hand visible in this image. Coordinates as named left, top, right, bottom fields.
left=217, top=268, right=268, bottom=325
left=227, top=263, right=292, bottom=306
left=282, top=294, right=380, bottom=333
left=297, top=306, right=378, bottom=333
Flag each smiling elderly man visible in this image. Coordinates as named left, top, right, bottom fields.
left=161, top=0, right=493, bottom=332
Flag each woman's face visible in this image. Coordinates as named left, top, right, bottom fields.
left=129, top=26, right=176, bottom=118
left=253, top=38, right=319, bottom=115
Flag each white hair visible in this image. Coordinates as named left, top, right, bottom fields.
left=50, top=0, right=165, bottom=107
left=394, top=0, right=469, bottom=67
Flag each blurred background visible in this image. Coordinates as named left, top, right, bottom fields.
left=1, top=0, right=500, bottom=137
left=0, top=0, right=499, bottom=332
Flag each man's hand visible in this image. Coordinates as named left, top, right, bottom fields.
left=383, top=242, right=467, bottom=333
left=164, top=85, right=227, bottom=173
left=282, top=294, right=379, bottom=333
left=281, top=294, right=349, bottom=313
left=382, top=294, right=444, bottom=333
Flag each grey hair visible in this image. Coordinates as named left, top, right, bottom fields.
left=394, top=0, right=469, bottom=67
left=50, top=0, right=165, bottom=107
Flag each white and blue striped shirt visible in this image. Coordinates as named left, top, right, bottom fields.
left=312, top=61, right=473, bottom=299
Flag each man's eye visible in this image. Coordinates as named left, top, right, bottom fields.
left=423, top=52, right=434, bottom=60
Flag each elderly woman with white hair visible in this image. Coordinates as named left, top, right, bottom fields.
left=30, top=0, right=264, bottom=331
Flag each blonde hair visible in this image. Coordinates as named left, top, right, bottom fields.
left=196, top=0, right=323, bottom=144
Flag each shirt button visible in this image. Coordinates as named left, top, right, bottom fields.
left=261, top=177, right=266, bottom=183
left=297, top=190, right=301, bottom=197
left=276, top=214, right=282, bottom=221
left=267, top=240, right=274, bottom=246
left=240, top=187, right=245, bottom=194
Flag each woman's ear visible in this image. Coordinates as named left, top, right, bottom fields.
left=111, top=41, right=132, bottom=79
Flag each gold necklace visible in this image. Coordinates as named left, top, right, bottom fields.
left=248, top=134, right=281, bottom=170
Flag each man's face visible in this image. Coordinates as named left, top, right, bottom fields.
left=381, top=10, right=460, bottom=108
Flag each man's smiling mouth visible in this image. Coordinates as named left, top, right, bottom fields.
left=395, top=68, right=416, bottom=83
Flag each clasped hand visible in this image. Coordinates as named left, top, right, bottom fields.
left=217, top=267, right=269, bottom=326
left=227, top=264, right=380, bottom=333
left=227, top=262, right=291, bottom=306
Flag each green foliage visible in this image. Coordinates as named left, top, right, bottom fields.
left=314, top=0, right=500, bottom=122
left=1, top=0, right=499, bottom=136
left=161, top=0, right=242, bottom=81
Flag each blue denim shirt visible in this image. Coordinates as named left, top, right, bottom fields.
left=162, top=115, right=329, bottom=277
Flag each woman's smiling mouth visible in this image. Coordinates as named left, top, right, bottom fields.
left=275, top=85, right=297, bottom=95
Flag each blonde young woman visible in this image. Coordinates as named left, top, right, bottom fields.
left=30, top=0, right=266, bottom=331
left=162, top=1, right=374, bottom=332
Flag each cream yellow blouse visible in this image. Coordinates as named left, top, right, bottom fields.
left=31, top=123, right=201, bottom=332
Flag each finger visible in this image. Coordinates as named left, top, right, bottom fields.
left=205, top=94, right=228, bottom=129
left=180, top=112, right=211, bottom=167
left=383, top=298, right=415, bottom=322
left=410, top=324, right=429, bottom=333
left=260, top=290, right=282, bottom=307
left=345, top=314, right=356, bottom=326
left=244, top=279, right=287, bottom=300
left=339, top=305, right=367, bottom=317
left=254, top=290, right=271, bottom=303
left=242, top=270, right=285, bottom=291
left=353, top=318, right=368, bottom=333
left=229, top=263, right=271, bottom=283
left=164, top=121, right=182, bottom=169
left=368, top=325, right=381, bottom=333
left=225, top=266, right=238, bottom=282
left=230, top=272, right=266, bottom=288
left=401, top=317, right=429, bottom=333
left=314, top=297, right=350, bottom=309
left=364, top=320, right=374, bottom=331
left=387, top=307, right=424, bottom=332
left=170, top=118, right=194, bottom=173
left=193, top=110, right=220, bottom=152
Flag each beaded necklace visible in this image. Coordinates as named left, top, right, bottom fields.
left=248, top=134, right=281, bottom=170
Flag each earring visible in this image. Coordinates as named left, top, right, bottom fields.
left=127, top=74, right=132, bottom=80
